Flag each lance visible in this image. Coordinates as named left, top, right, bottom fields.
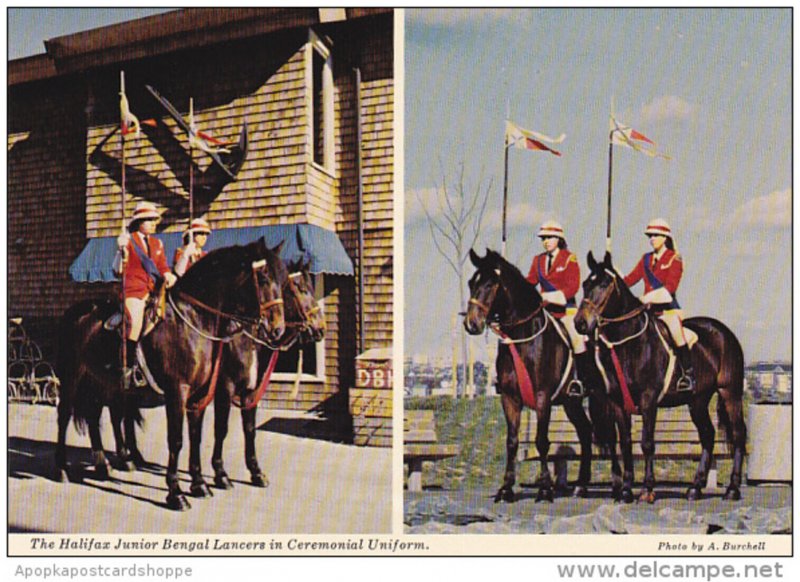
left=119, top=70, right=128, bottom=388
left=188, top=97, right=195, bottom=233
left=501, top=134, right=510, bottom=258
left=606, top=125, right=615, bottom=253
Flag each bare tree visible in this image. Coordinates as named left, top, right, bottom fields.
left=416, top=161, right=492, bottom=397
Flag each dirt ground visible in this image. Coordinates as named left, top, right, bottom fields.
left=7, top=403, right=392, bottom=534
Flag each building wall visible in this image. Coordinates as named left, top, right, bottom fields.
left=7, top=12, right=393, bottom=414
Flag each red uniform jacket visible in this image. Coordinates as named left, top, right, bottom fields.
left=123, top=232, right=171, bottom=299
left=173, top=246, right=207, bottom=272
left=624, top=248, right=683, bottom=295
left=526, top=249, right=580, bottom=311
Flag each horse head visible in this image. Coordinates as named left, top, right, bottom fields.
left=252, top=238, right=288, bottom=345
left=284, top=256, right=325, bottom=344
left=575, top=251, right=638, bottom=336
left=464, top=248, right=540, bottom=334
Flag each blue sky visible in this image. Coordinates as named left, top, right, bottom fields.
left=404, top=8, right=792, bottom=364
left=7, top=8, right=175, bottom=59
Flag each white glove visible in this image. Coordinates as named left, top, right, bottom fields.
left=541, top=290, right=567, bottom=306
left=641, top=287, right=673, bottom=305
left=117, top=232, right=131, bottom=249
left=163, top=272, right=178, bottom=288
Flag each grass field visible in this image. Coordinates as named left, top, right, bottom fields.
left=405, top=395, right=739, bottom=491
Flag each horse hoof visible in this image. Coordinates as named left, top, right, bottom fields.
left=494, top=487, right=515, bottom=503
left=536, top=488, right=554, bottom=503
left=723, top=486, right=742, bottom=501
left=572, top=485, right=588, bottom=498
left=190, top=482, right=213, bottom=498
left=686, top=487, right=702, bottom=501
left=251, top=473, right=269, bottom=488
left=167, top=493, right=192, bottom=511
left=131, top=453, right=148, bottom=468
left=621, top=489, right=634, bottom=504
left=639, top=490, right=656, bottom=504
left=93, top=464, right=110, bottom=481
left=214, top=474, right=234, bottom=490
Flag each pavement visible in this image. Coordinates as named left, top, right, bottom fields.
left=8, top=403, right=392, bottom=534
left=404, top=484, right=792, bottom=534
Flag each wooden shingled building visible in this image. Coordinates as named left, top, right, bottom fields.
left=7, top=8, right=394, bottom=440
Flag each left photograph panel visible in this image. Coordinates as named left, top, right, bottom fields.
left=7, top=8, right=394, bottom=541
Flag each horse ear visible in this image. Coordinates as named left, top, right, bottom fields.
left=587, top=251, right=597, bottom=271
left=469, top=248, right=480, bottom=267
left=603, top=251, right=612, bottom=267
left=270, top=240, right=285, bottom=257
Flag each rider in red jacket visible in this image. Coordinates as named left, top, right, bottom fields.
left=624, top=218, right=694, bottom=392
left=113, top=201, right=177, bottom=388
left=526, top=220, right=591, bottom=397
left=174, top=218, right=211, bottom=276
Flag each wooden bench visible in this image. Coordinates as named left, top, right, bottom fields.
left=518, top=405, right=729, bottom=488
left=404, top=409, right=460, bottom=491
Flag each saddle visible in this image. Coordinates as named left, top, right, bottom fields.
left=653, top=319, right=699, bottom=400
left=103, top=284, right=167, bottom=337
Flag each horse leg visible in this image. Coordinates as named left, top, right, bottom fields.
left=109, top=399, right=132, bottom=471
left=638, top=406, right=658, bottom=504
left=563, top=400, right=592, bottom=498
left=687, top=395, right=715, bottom=500
left=534, top=405, right=554, bottom=503
left=242, top=405, right=268, bottom=487
left=718, top=387, right=747, bottom=501
left=495, top=393, right=520, bottom=503
left=124, top=406, right=147, bottom=468
left=211, top=387, right=233, bottom=489
left=86, top=407, right=110, bottom=480
left=618, top=412, right=635, bottom=504
left=165, top=394, right=191, bottom=511
left=55, top=392, right=73, bottom=482
left=187, top=407, right=213, bottom=498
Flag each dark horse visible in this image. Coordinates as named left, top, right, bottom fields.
left=195, top=257, right=326, bottom=492
left=574, top=251, right=746, bottom=503
left=464, top=249, right=596, bottom=502
left=55, top=239, right=287, bottom=510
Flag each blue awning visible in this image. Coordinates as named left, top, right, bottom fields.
left=69, top=224, right=354, bottom=283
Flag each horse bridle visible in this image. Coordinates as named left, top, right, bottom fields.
left=581, top=270, right=648, bottom=330
left=173, top=259, right=284, bottom=331
left=284, top=271, right=321, bottom=331
left=468, top=275, right=544, bottom=332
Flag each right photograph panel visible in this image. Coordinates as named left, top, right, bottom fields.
left=403, top=8, right=792, bottom=545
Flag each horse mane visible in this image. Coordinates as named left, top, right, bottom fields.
left=175, top=241, right=263, bottom=297
left=485, top=249, right=541, bottom=299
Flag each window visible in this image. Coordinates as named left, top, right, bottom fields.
left=307, top=30, right=334, bottom=171
left=273, top=274, right=326, bottom=383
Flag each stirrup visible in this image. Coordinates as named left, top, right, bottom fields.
left=676, top=373, right=695, bottom=393
left=123, top=366, right=148, bottom=390
left=566, top=378, right=586, bottom=398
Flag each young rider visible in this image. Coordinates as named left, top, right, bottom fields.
left=526, top=220, right=592, bottom=397
left=174, top=218, right=211, bottom=276
left=113, top=201, right=177, bottom=389
left=624, top=218, right=694, bottom=392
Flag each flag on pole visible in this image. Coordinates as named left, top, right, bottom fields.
left=189, top=100, right=232, bottom=155
left=609, top=116, right=670, bottom=159
left=119, top=73, right=156, bottom=136
left=505, top=120, right=565, bottom=156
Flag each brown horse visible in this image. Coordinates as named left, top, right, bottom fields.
left=55, top=239, right=286, bottom=510
left=196, top=257, right=326, bottom=492
left=575, top=251, right=747, bottom=503
left=464, top=249, right=597, bottom=503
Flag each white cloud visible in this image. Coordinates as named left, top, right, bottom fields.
left=405, top=186, right=444, bottom=223
left=640, top=95, right=696, bottom=123
left=483, top=201, right=552, bottom=231
left=730, top=188, right=791, bottom=228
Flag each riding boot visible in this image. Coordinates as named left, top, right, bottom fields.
left=676, top=345, right=695, bottom=392
left=123, top=339, right=146, bottom=389
left=567, top=352, right=590, bottom=398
